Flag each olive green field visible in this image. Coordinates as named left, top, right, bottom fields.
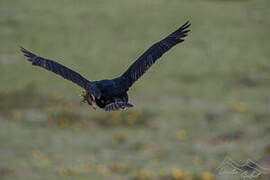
left=0, top=0, right=270, bottom=179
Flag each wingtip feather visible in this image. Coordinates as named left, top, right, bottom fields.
left=180, top=21, right=191, bottom=31
left=20, top=46, right=37, bottom=62
left=170, top=21, right=191, bottom=41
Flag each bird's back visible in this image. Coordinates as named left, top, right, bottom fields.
left=96, top=78, right=127, bottom=97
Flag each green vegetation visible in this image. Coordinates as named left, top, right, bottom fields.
left=0, top=0, right=270, bottom=179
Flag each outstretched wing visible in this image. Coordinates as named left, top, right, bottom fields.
left=120, top=21, right=190, bottom=88
left=20, top=47, right=92, bottom=91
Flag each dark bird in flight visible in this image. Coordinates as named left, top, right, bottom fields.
left=21, top=21, right=190, bottom=111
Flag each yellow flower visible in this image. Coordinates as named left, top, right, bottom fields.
left=45, top=104, right=53, bottom=113
left=12, top=111, right=21, bottom=121
left=4, top=89, right=11, bottom=95
left=53, top=89, right=62, bottom=100
left=71, top=122, right=83, bottom=130
left=53, top=155, right=64, bottom=163
left=183, top=171, right=192, bottom=180
left=59, top=168, right=69, bottom=176
left=84, top=162, right=95, bottom=170
left=228, top=101, right=247, bottom=112
left=110, top=162, right=125, bottom=172
left=172, top=168, right=184, bottom=180
left=32, top=149, right=50, bottom=166
left=176, top=130, right=187, bottom=141
left=59, top=117, right=69, bottom=127
left=139, top=169, right=152, bottom=180
left=97, top=165, right=112, bottom=177
left=111, top=134, right=126, bottom=144
left=63, top=102, right=74, bottom=112
left=127, top=114, right=137, bottom=125
left=138, top=144, right=150, bottom=153
left=192, top=157, right=202, bottom=166
left=157, top=169, right=167, bottom=177
left=110, top=111, right=122, bottom=125
left=202, top=172, right=213, bottom=180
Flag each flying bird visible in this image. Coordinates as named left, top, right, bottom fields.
left=21, top=21, right=190, bottom=111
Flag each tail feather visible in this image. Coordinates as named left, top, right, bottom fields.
left=105, top=102, right=133, bottom=111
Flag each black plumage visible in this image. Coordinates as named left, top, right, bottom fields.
left=21, top=21, right=190, bottom=111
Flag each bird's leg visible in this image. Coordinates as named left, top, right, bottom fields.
left=81, top=90, right=97, bottom=110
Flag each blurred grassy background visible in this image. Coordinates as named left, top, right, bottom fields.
left=0, top=0, right=270, bottom=179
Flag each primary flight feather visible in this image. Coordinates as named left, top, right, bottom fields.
left=21, top=21, right=191, bottom=111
